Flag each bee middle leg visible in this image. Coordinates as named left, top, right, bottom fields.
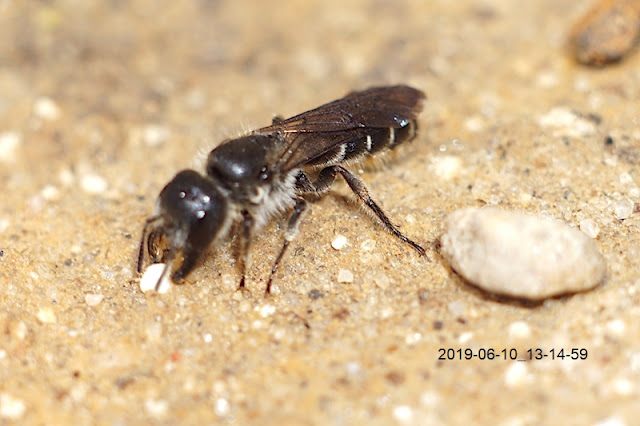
left=304, top=165, right=426, bottom=256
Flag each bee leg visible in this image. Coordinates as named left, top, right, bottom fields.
left=237, top=209, right=254, bottom=291
left=265, top=198, right=307, bottom=294
left=312, top=165, right=426, bottom=257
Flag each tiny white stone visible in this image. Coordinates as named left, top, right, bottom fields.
left=606, top=319, right=626, bottom=336
left=0, top=393, right=26, bottom=420
left=203, top=333, right=213, bottom=343
left=41, top=184, right=59, bottom=200
left=405, top=332, right=421, bottom=345
left=0, top=132, right=21, bottom=163
left=538, top=107, right=595, bottom=137
left=430, top=155, right=462, bottom=180
left=84, top=293, right=104, bottom=306
left=504, top=362, right=530, bottom=388
left=257, top=303, right=276, bottom=318
left=81, top=174, right=108, bottom=194
left=579, top=218, right=600, bottom=239
left=144, top=398, right=168, bottom=417
left=464, top=115, right=485, bottom=132
left=33, top=97, right=61, bottom=121
left=458, top=332, right=473, bottom=344
left=613, top=198, right=634, bottom=220
left=440, top=207, right=607, bottom=300
left=611, top=378, right=634, bottom=396
left=508, top=321, right=531, bottom=339
left=214, top=398, right=230, bottom=416
left=143, top=124, right=171, bottom=147
left=140, top=263, right=172, bottom=294
left=36, top=307, right=56, bottom=324
left=392, top=405, right=413, bottom=423
left=593, top=416, right=627, bottom=426
left=331, top=235, right=348, bottom=250
left=337, top=269, right=354, bottom=283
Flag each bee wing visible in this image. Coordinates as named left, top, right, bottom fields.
left=252, top=85, right=425, bottom=170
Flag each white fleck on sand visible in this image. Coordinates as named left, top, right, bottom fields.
left=84, top=293, right=104, bottom=306
left=81, top=174, right=108, bottom=194
left=36, top=307, right=56, bottom=324
left=0, top=393, right=26, bottom=420
left=140, top=263, right=172, bottom=294
left=0, top=132, right=21, bottom=163
left=331, top=235, right=348, bottom=250
left=33, top=96, right=61, bottom=121
left=337, top=269, right=354, bottom=283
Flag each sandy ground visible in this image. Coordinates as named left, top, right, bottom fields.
left=1, top=0, right=640, bottom=424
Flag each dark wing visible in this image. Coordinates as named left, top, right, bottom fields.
left=251, top=85, right=426, bottom=170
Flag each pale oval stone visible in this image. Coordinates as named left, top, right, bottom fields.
left=139, top=263, right=172, bottom=294
left=440, top=207, right=607, bottom=300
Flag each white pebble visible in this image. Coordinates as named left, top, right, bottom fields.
left=144, top=398, right=168, bottom=417
left=593, top=416, right=627, bottom=426
left=337, top=269, right=354, bottom=283
left=0, top=393, right=26, bottom=420
left=257, top=303, right=276, bottom=318
left=611, top=378, right=635, bottom=396
left=140, top=263, right=172, bottom=294
left=33, top=96, right=61, bottom=121
left=143, top=124, right=171, bottom=147
left=81, top=174, right=108, bottom=194
left=606, top=319, right=626, bottom=336
left=41, top=184, right=59, bottom=200
left=0, top=132, right=21, bottom=163
left=538, top=107, right=595, bottom=137
left=504, top=362, right=530, bottom=388
left=84, top=293, right=104, bottom=306
left=214, top=398, right=230, bottom=416
left=440, top=207, right=607, bottom=300
left=429, top=155, right=463, bottom=180
left=36, top=307, right=56, bottom=324
left=331, top=235, right=348, bottom=250
left=508, top=321, right=531, bottom=339
left=392, top=405, right=413, bottom=423
left=613, top=198, right=634, bottom=220
left=579, top=218, right=600, bottom=239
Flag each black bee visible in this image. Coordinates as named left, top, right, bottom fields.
left=137, top=85, right=427, bottom=293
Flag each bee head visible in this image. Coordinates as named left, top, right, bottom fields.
left=137, top=170, right=230, bottom=289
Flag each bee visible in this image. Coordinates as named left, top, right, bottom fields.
left=137, top=85, right=427, bottom=293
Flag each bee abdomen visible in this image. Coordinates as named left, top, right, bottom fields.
left=308, top=119, right=419, bottom=167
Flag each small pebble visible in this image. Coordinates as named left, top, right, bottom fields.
left=214, top=398, right=230, bottom=416
left=331, top=235, right=348, bottom=250
left=440, top=207, right=607, bottom=300
left=579, top=218, right=600, bottom=238
left=504, top=363, right=530, bottom=388
left=569, top=0, right=640, bottom=65
left=81, top=174, right=108, bottom=194
left=0, top=132, right=21, bottom=163
left=33, top=96, right=61, bottom=120
left=139, top=263, right=172, bottom=294
left=508, top=321, right=531, bottom=339
left=36, top=307, right=57, bottom=324
left=84, top=293, right=104, bottom=306
left=0, top=393, right=26, bottom=420
left=392, top=405, right=413, bottom=423
left=613, top=198, right=634, bottom=219
left=144, top=398, right=168, bottom=417
left=143, top=124, right=171, bottom=147
left=538, top=107, right=596, bottom=137
left=337, top=269, right=354, bottom=283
